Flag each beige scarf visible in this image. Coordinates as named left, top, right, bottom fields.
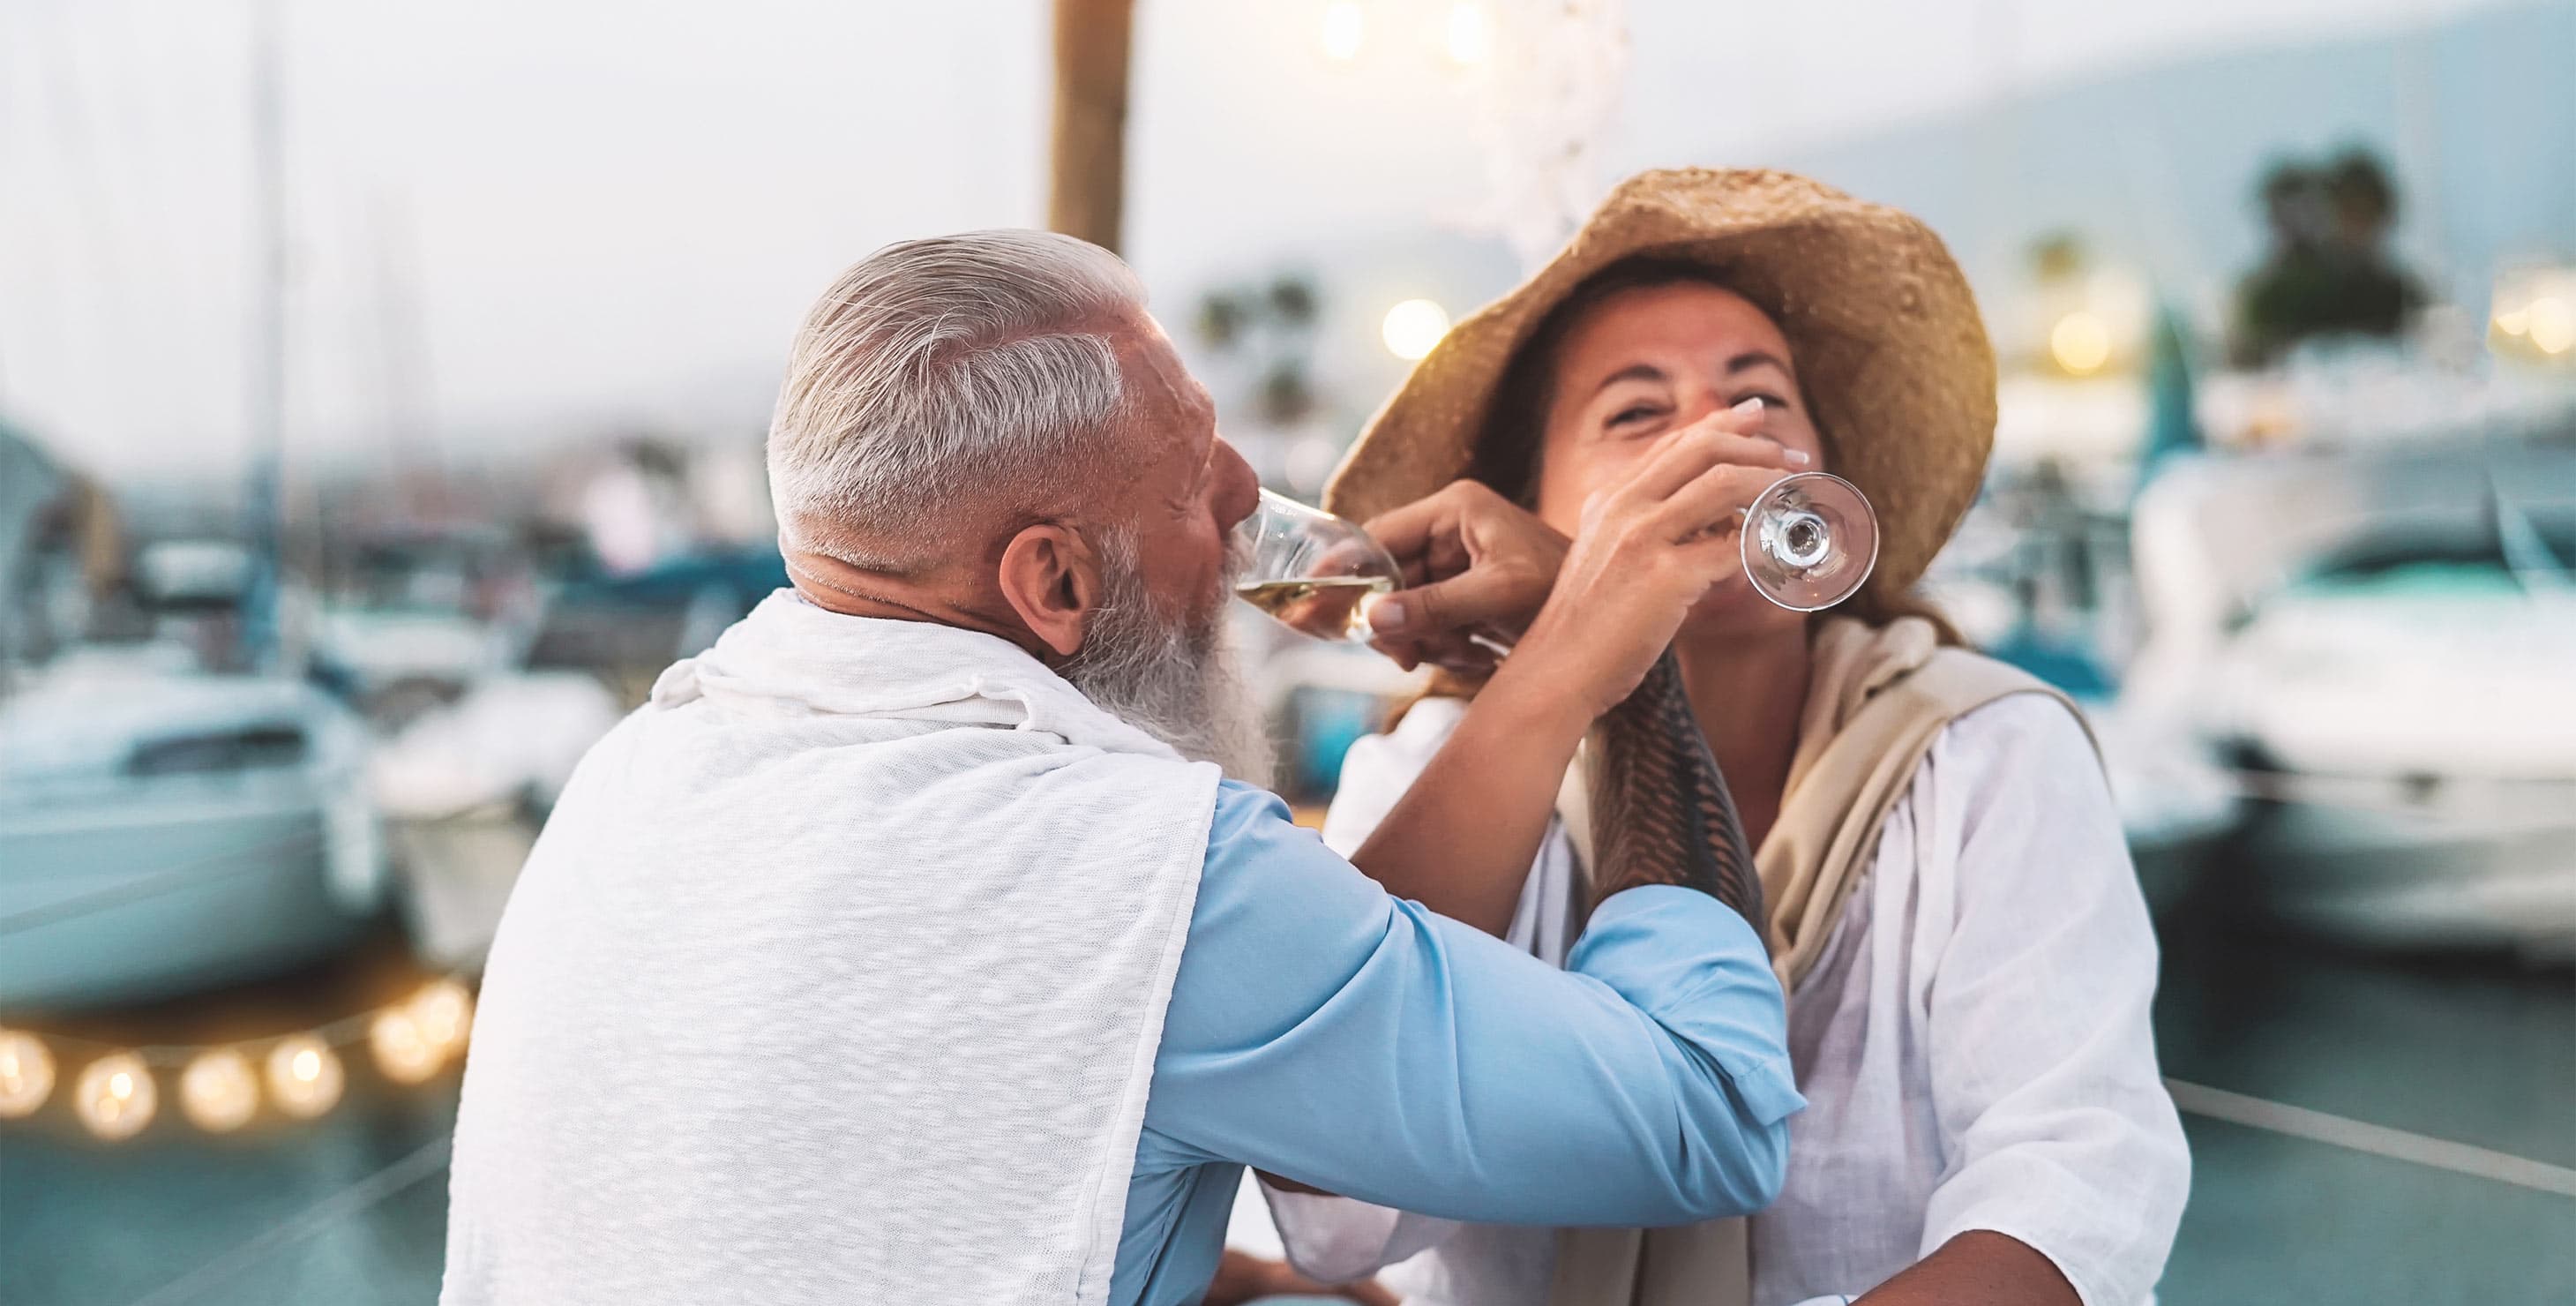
left=1548, top=617, right=2086, bottom=1306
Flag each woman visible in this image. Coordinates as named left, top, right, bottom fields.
left=1263, top=170, right=2189, bottom=1306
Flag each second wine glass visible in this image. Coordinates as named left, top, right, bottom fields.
left=1740, top=471, right=1880, bottom=612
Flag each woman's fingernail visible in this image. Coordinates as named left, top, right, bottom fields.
left=1784, top=448, right=1813, bottom=467
left=1730, top=396, right=1765, bottom=418
left=1365, top=593, right=1407, bottom=631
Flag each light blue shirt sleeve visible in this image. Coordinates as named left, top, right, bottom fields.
left=1112, top=780, right=1801, bottom=1305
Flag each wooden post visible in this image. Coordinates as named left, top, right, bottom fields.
left=1047, top=0, right=1134, bottom=252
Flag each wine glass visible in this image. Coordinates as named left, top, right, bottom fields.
left=1740, top=471, right=1880, bottom=612
left=1232, top=472, right=1881, bottom=650
left=1232, top=488, right=1403, bottom=642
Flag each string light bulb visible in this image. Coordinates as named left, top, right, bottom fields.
left=74, top=1053, right=156, bottom=1141
left=0, top=1030, right=54, bottom=1117
left=410, top=978, right=476, bottom=1059
left=179, top=1048, right=261, bottom=1132
left=266, top=1035, right=344, bottom=1119
left=370, top=1008, right=442, bottom=1085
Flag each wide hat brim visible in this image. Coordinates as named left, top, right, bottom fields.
left=1323, top=168, right=1996, bottom=604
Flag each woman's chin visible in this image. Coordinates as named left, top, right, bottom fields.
left=1680, top=576, right=1798, bottom=640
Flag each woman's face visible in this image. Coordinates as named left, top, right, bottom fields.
left=1528, top=280, right=1825, bottom=637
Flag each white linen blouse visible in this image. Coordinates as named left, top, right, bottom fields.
left=1263, top=692, right=2190, bottom=1306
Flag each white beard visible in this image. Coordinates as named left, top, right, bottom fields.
left=1058, top=543, right=1274, bottom=786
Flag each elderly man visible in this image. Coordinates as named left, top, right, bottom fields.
left=441, top=230, right=1801, bottom=1306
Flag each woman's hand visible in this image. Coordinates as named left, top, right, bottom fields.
left=1201, top=1249, right=1399, bottom=1306
left=1502, top=402, right=1804, bottom=719
left=1361, top=481, right=1568, bottom=672
left=1359, top=398, right=1798, bottom=680
left=1341, top=401, right=1797, bottom=936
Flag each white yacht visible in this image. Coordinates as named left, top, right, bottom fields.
left=2127, top=440, right=2576, bottom=957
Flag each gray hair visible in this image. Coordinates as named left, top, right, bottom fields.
left=765, top=229, right=1149, bottom=570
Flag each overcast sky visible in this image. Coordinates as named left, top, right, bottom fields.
left=0, top=0, right=2517, bottom=479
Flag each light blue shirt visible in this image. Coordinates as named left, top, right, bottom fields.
left=1111, top=781, right=1803, bottom=1306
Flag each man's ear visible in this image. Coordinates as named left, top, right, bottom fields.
left=996, top=522, right=1102, bottom=659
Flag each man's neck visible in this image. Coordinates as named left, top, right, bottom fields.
left=783, top=550, right=1053, bottom=663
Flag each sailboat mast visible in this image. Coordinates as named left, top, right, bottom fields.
left=244, top=0, right=289, bottom=663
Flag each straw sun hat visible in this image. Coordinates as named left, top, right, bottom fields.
left=1323, top=168, right=1996, bottom=607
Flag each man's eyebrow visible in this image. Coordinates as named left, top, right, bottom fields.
left=1189, top=433, right=1217, bottom=493
left=1176, top=399, right=1219, bottom=501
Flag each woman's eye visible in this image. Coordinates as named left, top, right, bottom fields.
left=1608, top=404, right=1664, bottom=427
left=1734, top=392, right=1790, bottom=411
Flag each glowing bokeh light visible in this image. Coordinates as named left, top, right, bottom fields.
left=1321, top=1, right=1364, bottom=61
left=371, top=1008, right=443, bottom=1085
left=1444, top=1, right=1494, bottom=66
left=74, top=1053, right=155, bottom=1141
left=180, top=1049, right=260, bottom=1132
left=411, top=978, right=476, bottom=1057
left=2049, top=311, right=2113, bottom=376
left=2526, top=296, right=2573, bottom=357
left=0, top=1031, right=54, bottom=1118
left=266, top=1035, right=345, bottom=1119
left=1382, top=299, right=1452, bottom=362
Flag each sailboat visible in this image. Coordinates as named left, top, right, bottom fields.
left=0, top=3, right=392, bottom=1013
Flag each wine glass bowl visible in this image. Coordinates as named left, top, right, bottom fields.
left=1232, top=489, right=1404, bottom=642
left=1741, top=472, right=1879, bottom=612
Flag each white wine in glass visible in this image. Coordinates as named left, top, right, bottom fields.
left=1232, top=489, right=1402, bottom=642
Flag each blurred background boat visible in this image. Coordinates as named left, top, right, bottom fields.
left=0, top=540, right=385, bottom=1012
left=3, top=1, right=2572, bottom=1302
left=2129, top=440, right=2576, bottom=957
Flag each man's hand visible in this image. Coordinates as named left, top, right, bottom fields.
left=1361, top=481, right=1567, bottom=674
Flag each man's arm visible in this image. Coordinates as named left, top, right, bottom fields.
left=1143, top=782, right=1801, bottom=1229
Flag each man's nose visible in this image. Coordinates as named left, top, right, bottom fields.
left=1215, top=439, right=1261, bottom=529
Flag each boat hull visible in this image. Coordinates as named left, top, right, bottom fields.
left=0, top=784, right=379, bottom=1012
left=2236, top=793, right=2576, bottom=959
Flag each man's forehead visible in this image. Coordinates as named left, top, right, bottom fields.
left=1112, top=319, right=1218, bottom=479
left=1067, top=314, right=1212, bottom=512
left=1119, top=314, right=1216, bottom=418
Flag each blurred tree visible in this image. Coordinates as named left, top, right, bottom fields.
left=1258, top=364, right=1316, bottom=427
left=1267, top=275, right=1318, bottom=327
left=2029, top=230, right=2088, bottom=285
left=2231, top=146, right=2426, bottom=367
left=1196, top=290, right=1249, bottom=352
left=1193, top=272, right=1325, bottom=430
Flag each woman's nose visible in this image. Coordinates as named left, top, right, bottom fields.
left=1674, top=388, right=1729, bottom=428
